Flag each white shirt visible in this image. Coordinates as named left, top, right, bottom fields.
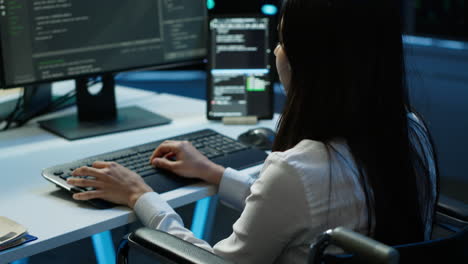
left=133, top=114, right=436, bottom=264
left=134, top=139, right=371, bottom=264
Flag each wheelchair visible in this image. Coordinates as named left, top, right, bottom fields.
left=116, top=194, right=468, bottom=264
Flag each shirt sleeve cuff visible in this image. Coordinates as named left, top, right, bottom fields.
left=218, top=167, right=255, bottom=211
left=134, top=192, right=178, bottom=228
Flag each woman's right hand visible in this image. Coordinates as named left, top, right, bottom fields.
left=149, top=140, right=225, bottom=185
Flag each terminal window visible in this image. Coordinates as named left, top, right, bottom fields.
left=208, top=17, right=271, bottom=118
left=0, top=0, right=207, bottom=87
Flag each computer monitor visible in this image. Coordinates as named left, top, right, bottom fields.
left=206, top=15, right=274, bottom=120
left=403, top=0, right=468, bottom=41
left=0, top=0, right=207, bottom=140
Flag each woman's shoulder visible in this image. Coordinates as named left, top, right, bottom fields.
left=271, top=139, right=327, bottom=161
left=256, top=140, right=333, bottom=208
left=265, top=139, right=331, bottom=179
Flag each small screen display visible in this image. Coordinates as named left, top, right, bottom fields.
left=207, top=16, right=273, bottom=120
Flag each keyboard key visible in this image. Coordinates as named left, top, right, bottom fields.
left=140, top=169, right=157, bottom=178
left=60, top=173, right=72, bottom=180
left=115, top=158, right=127, bottom=163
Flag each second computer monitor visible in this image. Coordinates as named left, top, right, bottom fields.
left=206, top=15, right=273, bottom=120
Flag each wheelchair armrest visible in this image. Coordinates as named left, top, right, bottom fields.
left=437, top=194, right=468, bottom=222
left=330, top=227, right=399, bottom=264
left=310, top=227, right=399, bottom=264
left=127, top=227, right=232, bottom=264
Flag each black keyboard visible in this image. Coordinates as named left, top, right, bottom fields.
left=42, top=129, right=268, bottom=208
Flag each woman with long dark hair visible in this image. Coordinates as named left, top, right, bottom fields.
left=68, top=0, right=438, bottom=262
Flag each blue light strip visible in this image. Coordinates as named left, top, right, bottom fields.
left=191, top=197, right=212, bottom=239
left=211, top=69, right=270, bottom=75
left=11, top=258, right=28, bottom=264
left=91, top=231, right=116, bottom=264
left=403, top=35, right=468, bottom=51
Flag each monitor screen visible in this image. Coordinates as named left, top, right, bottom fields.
left=207, top=16, right=273, bottom=120
left=404, top=0, right=468, bottom=41
left=0, top=0, right=207, bottom=88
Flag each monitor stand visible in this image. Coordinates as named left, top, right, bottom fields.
left=39, top=74, right=171, bottom=140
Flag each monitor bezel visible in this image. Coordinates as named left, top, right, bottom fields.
left=0, top=2, right=208, bottom=89
left=0, top=57, right=206, bottom=89
left=205, top=13, right=275, bottom=121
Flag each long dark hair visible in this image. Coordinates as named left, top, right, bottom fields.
left=273, top=0, right=439, bottom=245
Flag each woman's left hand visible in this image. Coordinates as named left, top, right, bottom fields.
left=68, top=161, right=153, bottom=209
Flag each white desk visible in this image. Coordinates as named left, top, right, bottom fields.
left=0, top=82, right=278, bottom=263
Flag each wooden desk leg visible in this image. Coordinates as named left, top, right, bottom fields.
left=191, top=195, right=219, bottom=241
left=91, top=231, right=116, bottom=264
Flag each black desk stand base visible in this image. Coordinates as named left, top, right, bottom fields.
left=39, top=75, right=171, bottom=140
left=39, top=106, right=171, bottom=140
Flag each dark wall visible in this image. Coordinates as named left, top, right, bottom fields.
left=404, top=0, right=468, bottom=41
left=405, top=43, right=468, bottom=203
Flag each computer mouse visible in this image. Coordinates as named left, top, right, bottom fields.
left=238, top=127, right=276, bottom=150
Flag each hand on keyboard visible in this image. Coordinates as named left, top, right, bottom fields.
left=67, top=161, right=153, bottom=208
left=66, top=140, right=224, bottom=208
left=150, top=140, right=225, bottom=185
left=42, top=129, right=267, bottom=209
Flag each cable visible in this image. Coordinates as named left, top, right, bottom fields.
left=1, top=90, right=24, bottom=131
left=48, top=89, right=76, bottom=110
left=48, top=78, right=98, bottom=111
left=4, top=79, right=102, bottom=130
left=14, top=90, right=77, bottom=127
